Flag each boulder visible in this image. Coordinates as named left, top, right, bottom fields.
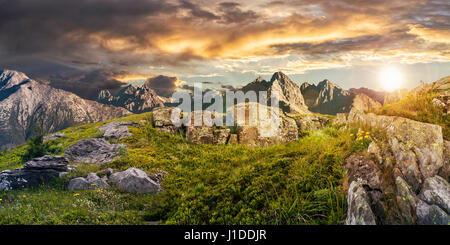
left=68, top=172, right=109, bottom=190
left=416, top=198, right=450, bottom=225
left=98, top=121, right=138, bottom=139
left=293, top=114, right=329, bottom=132
left=152, top=107, right=183, bottom=134
left=186, top=126, right=230, bottom=145
left=0, top=155, right=69, bottom=191
left=64, top=138, right=126, bottom=164
left=109, top=167, right=161, bottom=194
left=345, top=180, right=377, bottom=225
left=231, top=103, right=298, bottom=147
left=228, top=134, right=238, bottom=145
left=343, top=153, right=383, bottom=191
left=418, top=176, right=450, bottom=214
left=43, top=133, right=66, bottom=142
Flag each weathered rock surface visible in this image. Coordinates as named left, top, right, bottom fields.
left=186, top=126, right=230, bottom=145
left=109, top=167, right=161, bottom=194
left=0, top=69, right=130, bottom=149
left=418, top=176, right=450, bottom=214
left=345, top=180, right=377, bottom=225
left=99, top=121, right=138, bottom=139
left=293, top=114, right=329, bottom=133
left=395, top=176, right=417, bottom=224
left=343, top=154, right=383, bottom=191
left=416, top=198, right=450, bottom=225
left=152, top=107, right=183, bottom=134
left=64, top=138, right=126, bottom=164
left=68, top=172, right=109, bottom=190
left=43, top=133, right=66, bottom=142
left=229, top=103, right=298, bottom=147
left=335, top=109, right=444, bottom=193
left=0, top=155, right=69, bottom=190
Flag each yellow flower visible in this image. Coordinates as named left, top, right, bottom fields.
left=350, top=133, right=354, bottom=136
left=364, top=135, right=369, bottom=139
left=91, top=183, right=97, bottom=186
left=73, top=193, right=80, bottom=197
left=0, top=198, right=2, bottom=201
left=365, top=132, right=370, bottom=135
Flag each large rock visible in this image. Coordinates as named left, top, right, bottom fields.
left=418, top=176, right=450, bottom=214
left=343, top=154, right=383, bottom=191
left=109, top=167, right=161, bottom=194
left=99, top=121, right=138, bottom=139
left=0, top=155, right=69, bottom=190
left=64, top=138, right=126, bottom=164
left=186, top=126, right=230, bottom=145
left=395, top=176, right=417, bottom=224
left=68, top=172, right=109, bottom=190
left=152, top=107, right=182, bottom=134
left=230, top=103, right=298, bottom=147
left=416, top=198, right=450, bottom=225
left=345, top=180, right=377, bottom=225
left=336, top=109, right=444, bottom=193
left=293, top=114, right=329, bottom=132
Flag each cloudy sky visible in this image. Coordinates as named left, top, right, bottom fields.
left=0, top=0, right=449, bottom=98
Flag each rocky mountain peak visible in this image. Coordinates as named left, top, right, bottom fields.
left=0, top=69, right=31, bottom=90
left=270, top=71, right=291, bottom=84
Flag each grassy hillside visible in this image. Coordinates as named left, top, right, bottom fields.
left=0, top=112, right=367, bottom=225
left=371, top=90, right=449, bottom=140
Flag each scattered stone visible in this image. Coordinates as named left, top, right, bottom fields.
left=418, top=176, right=450, bottom=214
left=64, top=138, right=126, bottom=164
left=99, top=121, right=138, bottom=139
left=109, top=167, right=161, bottom=194
left=43, top=133, right=66, bottom=142
left=0, top=155, right=69, bottom=191
left=345, top=180, right=377, bottom=225
left=68, top=172, right=109, bottom=190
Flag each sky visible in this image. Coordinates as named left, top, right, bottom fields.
left=0, top=0, right=449, bottom=98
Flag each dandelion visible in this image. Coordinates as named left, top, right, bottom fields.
left=364, top=135, right=369, bottom=139
left=91, top=183, right=97, bottom=186
left=350, top=133, right=354, bottom=136
left=73, top=193, right=80, bottom=197
left=0, top=198, right=2, bottom=201
left=366, top=132, right=370, bottom=135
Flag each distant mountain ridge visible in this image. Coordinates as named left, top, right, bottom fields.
left=0, top=69, right=130, bottom=149
left=300, top=79, right=381, bottom=115
left=97, top=83, right=167, bottom=113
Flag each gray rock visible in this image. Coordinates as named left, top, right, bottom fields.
left=186, top=126, right=230, bottom=145
left=105, top=168, right=114, bottom=177
left=416, top=198, right=450, bottom=225
left=98, top=121, right=138, bottom=139
left=418, top=176, right=450, bottom=214
left=109, top=167, right=161, bottom=194
left=228, top=134, right=238, bottom=145
left=43, top=133, right=66, bottom=142
left=294, top=115, right=329, bottom=132
left=395, top=176, right=416, bottom=224
left=0, top=155, right=69, bottom=191
left=345, top=180, right=377, bottom=225
left=64, top=138, right=126, bottom=164
left=152, top=107, right=183, bottom=134
left=68, top=172, right=109, bottom=190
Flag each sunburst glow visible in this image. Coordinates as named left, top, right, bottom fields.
left=379, top=66, right=404, bottom=92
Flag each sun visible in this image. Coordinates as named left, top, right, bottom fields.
left=379, top=66, right=403, bottom=92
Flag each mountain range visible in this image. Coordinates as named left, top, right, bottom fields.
left=0, top=70, right=130, bottom=149
left=0, top=69, right=390, bottom=148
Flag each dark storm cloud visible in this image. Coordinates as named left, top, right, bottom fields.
left=216, top=2, right=260, bottom=24
left=145, top=75, right=179, bottom=97
left=39, top=69, right=128, bottom=99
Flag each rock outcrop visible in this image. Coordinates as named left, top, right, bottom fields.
left=99, top=121, right=138, bottom=139
left=64, top=138, right=126, bottom=164
left=109, top=167, right=161, bottom=194
left=0, top=69, right=130, bottom=149
left=96, top=83, right=166, bottom=113
left=0, top=156, right=69, bottom=190
left=43, top=133, right=66, bottom=142
left=345, top=180, right=377, bottom=225
left=337, top=109, right=449, bottom=225
left=293, top=114, right=329, bottom=132
left=152, top=107, right=183, bottom=134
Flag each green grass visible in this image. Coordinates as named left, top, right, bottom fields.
left=372, top=91, right=449, bottom=140
left=0, top=112, right=364, bottom=225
